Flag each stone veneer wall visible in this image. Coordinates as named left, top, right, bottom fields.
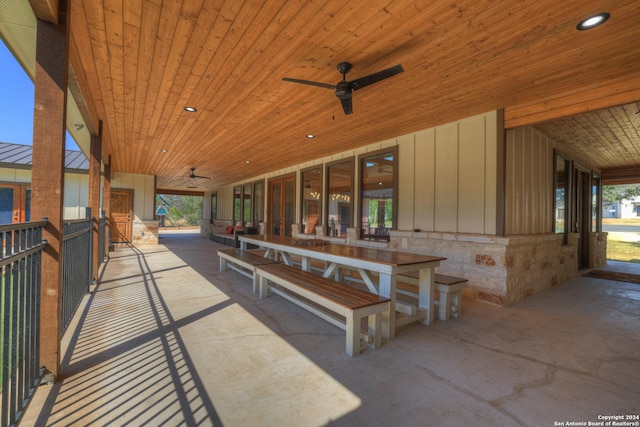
left=383, top=230, right=583, bottom=306
left=590, top=232, right=608, bottom=268
left=201, top=220, right=213, bottom=236
left=132, top=220, right=159, bottom=245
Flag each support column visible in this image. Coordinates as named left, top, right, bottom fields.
left=89, top=121, right=103, bottom=281
left=104, top=157, right=112, bottom=255
left=30, top=0, right=70, bottom=379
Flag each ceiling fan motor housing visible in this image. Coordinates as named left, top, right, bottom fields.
left=335, top=81, right=352, bottom=99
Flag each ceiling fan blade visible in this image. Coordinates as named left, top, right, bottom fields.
left=282, top=77, right=336, bottom=90
left=189, top=168, right=211, bottom=179
left=339, top=96, right=353, bottom=115
left=350, top=64, right=404, bottom=90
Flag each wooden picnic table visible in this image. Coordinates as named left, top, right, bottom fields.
left=238, top=234, right=446, bottom=339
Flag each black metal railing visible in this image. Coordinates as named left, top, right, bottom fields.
left=61, top=216, right=93, bottom=336
left=98, top=215, right=106, bottom=268
left=1, top=220, right=47, bottom=427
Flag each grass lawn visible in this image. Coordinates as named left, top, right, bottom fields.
left=606, top=240, right=640, bottom=264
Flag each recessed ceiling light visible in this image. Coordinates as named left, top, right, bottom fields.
left=184, top=106, right=197, bottom=112
left=306, top=134, right=315, bottom=139
left=245, top=160, right=251, bottom=164
left=576, top=12, right=610, bottom=31
left=160, top=149, right=168, bottom=153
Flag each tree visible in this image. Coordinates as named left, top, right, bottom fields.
left=156, top=194, right=203, bottom=226
left=602, top=185, right=640, bottom=203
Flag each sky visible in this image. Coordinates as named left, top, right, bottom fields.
left=0, top=38, right=78, bottom=150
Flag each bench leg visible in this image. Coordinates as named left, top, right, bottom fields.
left=439, top=291, right=451, bottom=321
left=345, top=314, right=360, bottom=357
left=219, top=257, right=227, bottom=272
left=451, top=291, right=461, bottom=318
left=252, top=271, right=259, bottom=294
left=258, top=275, right=269, bottom=299
left=368, top=313, right=382, bottom=350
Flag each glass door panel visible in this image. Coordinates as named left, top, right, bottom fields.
left=0, top=188, right=14, bottom=224
left=269, top=181, right=282, bottom=235
left=284, top=178, right=295, bottom=237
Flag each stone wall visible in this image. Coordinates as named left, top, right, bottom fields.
left=388, top=230, right=583, bottom=306
left=132, top=220, right=159, bottom=245
left=590, top=232, right=608, bottom=268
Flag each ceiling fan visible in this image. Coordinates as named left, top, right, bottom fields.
left=188, top=167, right=211, bottom=179
left=282, top=62, right=404, bottom=115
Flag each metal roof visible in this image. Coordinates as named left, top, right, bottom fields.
left=0, top=142, right=89, bottom=171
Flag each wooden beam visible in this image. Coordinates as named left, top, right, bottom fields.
left=30, top=0, right=68, bottom=380
left=89, top=121, right=102, bottom=282
left=28, top=0, right=58, bottom=24
left=156, top=189, right=205, bottom=197
left=601, top=167, right=640, bottom=185
left=104, top=157, right=112, bottom=256
left=504, top=77, right=640, bottom=129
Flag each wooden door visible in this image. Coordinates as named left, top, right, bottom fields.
left=111, top=190, right=133, bottom=243
left=0, top=184, right=30, bottom=223
left=268, top=174, right=295, bottom=236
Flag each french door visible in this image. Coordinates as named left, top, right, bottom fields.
left=0, top=184, right=31, bottom=224
left=268, top=174, right=296, bottom=236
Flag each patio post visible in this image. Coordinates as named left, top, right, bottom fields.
left=89, top=121, right=103, bottom=281
left=104, top=157, right=112, bottom=253
left=30, top=0, right=70, bottom=380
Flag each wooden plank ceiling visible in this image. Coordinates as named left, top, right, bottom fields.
left=44, top=1, right=640, bottom=189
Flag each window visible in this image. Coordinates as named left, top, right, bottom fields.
left=592, top=173, right=600, bottom=232
left=233, top=181, right=264, bottom=227
left=359, top=148, right=397, bottom=241
left=554, top=154, right=569, bottom=243
left=300, top=167, right=322, bottom=234
left=326, top=160, right=354, bottom=237
left=253, top=180, right=264, bottom=225
left=233, top=186, right=242, bottom=224
left=243, top=183, right=252, bottom=224
left=211, top=192, right=217, bottom=221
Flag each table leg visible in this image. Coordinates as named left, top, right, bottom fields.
left=418, top=268, right=435, bottom=325
left=301, top=255, right=310, bottom=272
left=378, top=273, right=396, bottom=340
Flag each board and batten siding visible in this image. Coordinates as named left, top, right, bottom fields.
left=63, top=174, right=89, bottom=219
left=214, top=186, right=235, bottom=222
left=504, top=127, right=554, bottom=235
left=398, top=111, right=498, bottom=234
left=219, top=111, right=500, bottom=235
left=0, top=168, right=90, bottom=219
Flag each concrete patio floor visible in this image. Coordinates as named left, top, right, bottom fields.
left=21, top=230, right=640, bottom=426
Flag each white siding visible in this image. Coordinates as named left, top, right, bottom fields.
left=505, top=127, right=554, bottom=234
left=0, top=168, right=89, bottom=219
left=215, top=111, right=500, bottom=235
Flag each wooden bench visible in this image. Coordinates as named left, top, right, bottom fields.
left=218, top=248, right=281, bottom=293
left=255, top=263, right=391, bottom=357
left=397, top=272, right=468, bottom=321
